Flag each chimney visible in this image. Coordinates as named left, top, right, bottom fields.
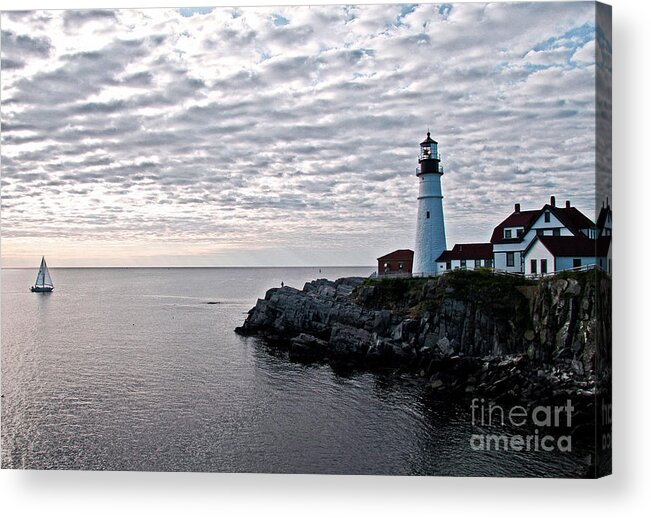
left=550, top=195, right=556, bottom=207
left=565, top=200, right=571, bottom=209
left=514, top=203, right=521, bottom=213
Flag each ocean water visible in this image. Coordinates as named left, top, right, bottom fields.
left=1, top=267, right=589, bottom=476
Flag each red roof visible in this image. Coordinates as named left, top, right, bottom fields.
left=553, top=206, right=595, bottom=235
left=436, top=243, right=493, bottom=262
left=490, top=210, right=538, bottom=243
left=529, top=235, right=610, bottom=257
left=377, top=249, right=414, bottom=261
left=491, top=204, right=595, bottom=244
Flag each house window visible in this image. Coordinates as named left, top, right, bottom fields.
left=446, top=260, right=451, bottom=270
left=485, top=258, right=493, bottom=268
left=475, top=259, right=481, bottom=268
left=398, top=262, right=404, bottom=270
left=553, top=228, right=561, bottom=236
left=516, top=229, right=524, bottom=237
left=573, top=258, right=581, bottom=268
left=530, top=259, right=537, bottom=274
left=536, top=228, right=545, bottom=236
left=544, top=212, right=551, bottom=223
left=426, top=211, right=430, bottom=219
left=541, top=259, right=548, bottom=274
left=504, top=229, right=512, bottom=239
left=506, top=252, right=515, bottom=267
left=460, top=259, right=467, bottom=269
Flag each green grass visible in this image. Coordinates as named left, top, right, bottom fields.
left=358, top=269, right=536, bottom=320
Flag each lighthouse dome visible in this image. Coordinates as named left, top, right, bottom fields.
left=420, top=131, right=438, bottom=146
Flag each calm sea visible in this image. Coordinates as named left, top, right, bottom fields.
left=1, top=267, right=588, bottom=476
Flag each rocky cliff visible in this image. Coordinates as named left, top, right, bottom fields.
left=236, top=270, right=609, bottom=378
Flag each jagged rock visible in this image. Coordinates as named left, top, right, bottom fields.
left=290, top=333, right=328, bottom=360
left=329, top=324, right=372, bottom=361
left=572, top=359, right=585, bottom=376
left=565, top=279, right=581, bottom=296
left=367, top=337, right=414, bottom=366
left=437, top=336, right=454, bottom=356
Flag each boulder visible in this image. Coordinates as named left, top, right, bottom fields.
left=329, top=324, right=373, bottom=361
left=437, top=336, right=454, bottom=356
left=290, top=333, right=329, bottom=360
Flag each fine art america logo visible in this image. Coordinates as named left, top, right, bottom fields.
left=470, top=398, right=574, bottom=452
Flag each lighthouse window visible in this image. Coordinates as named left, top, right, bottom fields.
left=426, top=211, right=430, bottom=219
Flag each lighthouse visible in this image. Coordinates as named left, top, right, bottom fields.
left=413, top=132, right=447, bottom=276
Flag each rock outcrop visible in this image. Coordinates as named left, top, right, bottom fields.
left=235, top=270, right=611, bottom=404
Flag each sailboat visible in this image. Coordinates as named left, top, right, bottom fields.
left=30, top=256, right=54, bottom=293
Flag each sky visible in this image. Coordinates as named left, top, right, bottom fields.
left=1, top=2, right=607, bottom=267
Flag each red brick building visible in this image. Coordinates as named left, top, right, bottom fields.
left=377, top=249, right=414, bottom=277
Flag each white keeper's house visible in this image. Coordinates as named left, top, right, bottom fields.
left=434, top=196, right=611, bottom=277
left=490, top=196, right=599, bottom=274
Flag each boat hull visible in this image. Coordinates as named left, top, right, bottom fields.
left=31, top=286, right=53, bottom=293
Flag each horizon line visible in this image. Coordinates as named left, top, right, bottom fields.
left=2, top=265, right=376, bottom=270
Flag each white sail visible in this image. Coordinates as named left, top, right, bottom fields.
left=35, top=256, right=54, bottom=288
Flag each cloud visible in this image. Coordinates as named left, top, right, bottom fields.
left=572, top=39, right=596, bottom=64
left=62, top=9, right=117, bottom=30
left=0, top=3, right=607, bottom=266
left=1, top=30, right=52, bottom=58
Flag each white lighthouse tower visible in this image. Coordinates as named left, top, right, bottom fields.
left=413, top=132, right=447, bottom=276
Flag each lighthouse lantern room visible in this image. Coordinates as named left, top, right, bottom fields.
left=413, top=131, right=447, bottom=276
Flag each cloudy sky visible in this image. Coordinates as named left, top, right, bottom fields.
left=1, top=2, right=605, bottom=267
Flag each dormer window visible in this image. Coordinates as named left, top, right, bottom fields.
left=504, top=229, right=512, bottom=239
